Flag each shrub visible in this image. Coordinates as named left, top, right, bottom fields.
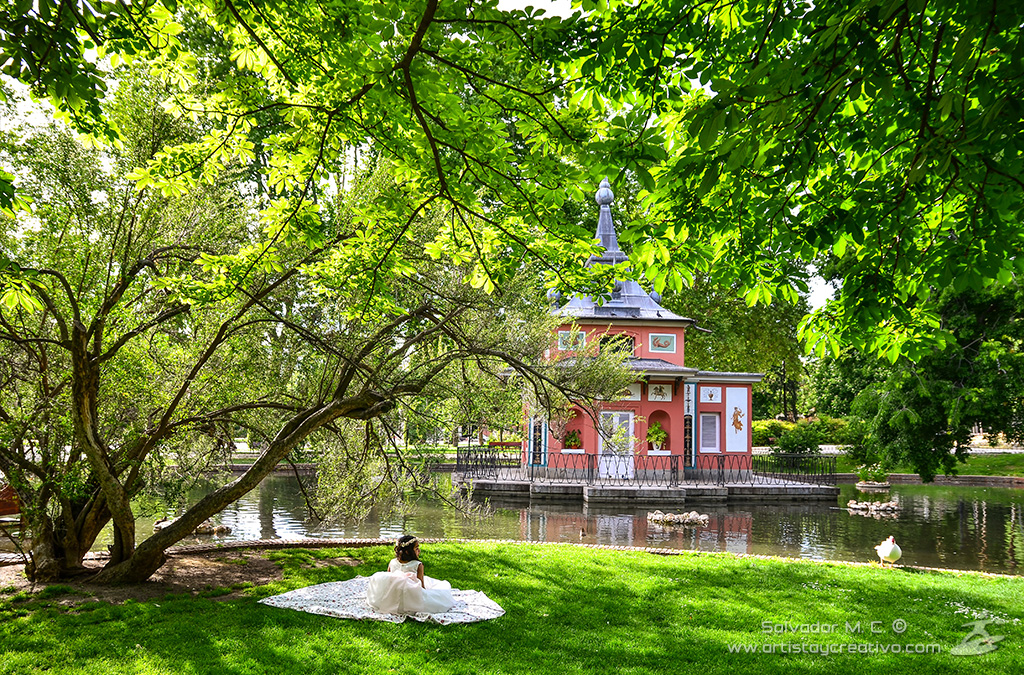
left=752, top=420, right=794, bottom=446
left=810, top=415, right=848, bottom=444
left=772, top=421, right=822, bottom=454
left=646, top=422, right=668, bottom=444
left=855, top=463, right=889, bottom=482
left=752, top=420, right=771, bottom=446
left=837, top=418, right=873, bottom=464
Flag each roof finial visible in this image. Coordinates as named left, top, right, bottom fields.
left=596, top=177, right=614, bottom=206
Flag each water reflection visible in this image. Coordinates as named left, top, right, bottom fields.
left=71, top=476, right=1024, bottom=575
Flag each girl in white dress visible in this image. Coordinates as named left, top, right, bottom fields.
left=365, top=535, right=454, bottom=614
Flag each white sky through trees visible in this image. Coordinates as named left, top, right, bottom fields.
left=497, top=0, right=574, bottom=16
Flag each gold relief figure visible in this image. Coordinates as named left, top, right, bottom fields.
left=732, top=406, right=744, bottom=432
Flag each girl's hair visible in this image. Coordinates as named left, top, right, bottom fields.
left=395, top=535, right=419, bottom=563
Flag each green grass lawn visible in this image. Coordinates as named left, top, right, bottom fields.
left=836, top=451, right=1024, bottom=477
left=2, top=542, right=1022, bottom=674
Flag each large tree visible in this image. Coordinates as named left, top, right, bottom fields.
left=0, top=74, right=273, bottom=580
left=1, top=101, right=631, bottom=583
left=1, top=2, right=638, bottom=583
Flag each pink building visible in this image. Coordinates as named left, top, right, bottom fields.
left=528, top=179, right=763, bottom=481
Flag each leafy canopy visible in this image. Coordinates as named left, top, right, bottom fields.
left=571, top=0, right=1024, bottom=362
left=6, top=0, right=1022, bottom=365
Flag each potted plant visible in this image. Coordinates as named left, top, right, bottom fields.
left=647, top=421, right=668, bottom=452
left=855, top=463, right=891, bottom=490
left=563, top=429, right=582, bottom=449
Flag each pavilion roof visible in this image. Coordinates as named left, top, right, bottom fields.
left=555, top=178, right=697, bottom=327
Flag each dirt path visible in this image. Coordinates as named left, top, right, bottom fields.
left=0, top=549, right=298, bottom=605
left=0, top=539, right=384, bottom=606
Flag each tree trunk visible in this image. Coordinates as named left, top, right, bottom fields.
left=24, top=513, right=94, bottom=581
left=90, top=398, right=365, bottom=583
left=70, top=323, right=139, bottom=568
left=26, top=517, right=63, bottom=582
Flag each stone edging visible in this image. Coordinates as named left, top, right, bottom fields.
left=160, top=537, right=1024, bottom=579
left=5, top=537, right=1015, bottom=578
left=836, top=473, right=1024, bottom=488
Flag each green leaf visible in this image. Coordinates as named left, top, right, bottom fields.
left=833, top=236, right=847, bottom=258
left=698, top=113, right=719, bottom=151
left=697, top=164, right=719, bottom=197
left=2, top=289, right=19, bottom=310
left=635, top=165, right=655, bottom=192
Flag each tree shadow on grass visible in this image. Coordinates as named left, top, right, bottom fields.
left=3, top=543, right=1022, bottom=675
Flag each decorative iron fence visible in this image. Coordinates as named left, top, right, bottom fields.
left=455, top=446, right=836, bottom=487
left=751, top=453, right=837, bottom=485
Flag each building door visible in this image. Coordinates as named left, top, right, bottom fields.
left=598, top=411, right=635, bottom=479
left=527, top=417, right=547, bottom=466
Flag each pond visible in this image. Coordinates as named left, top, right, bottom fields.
left=72, top=474, right=1024, bottom=576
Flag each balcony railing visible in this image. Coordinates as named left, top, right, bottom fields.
left=455, top=446, right=836, bottom=487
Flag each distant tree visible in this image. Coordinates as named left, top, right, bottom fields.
left=805, top=351, right=895, bottom=419
left=403, top=357, right=527, bottom=447
left=848, top=284, right=1024, bottom=480
left=661, top=276, right=808, bottom=419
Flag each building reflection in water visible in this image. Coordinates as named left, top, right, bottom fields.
left=514, top=501, right=753, bottom=555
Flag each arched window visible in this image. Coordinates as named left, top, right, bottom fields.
left=600, top=333, right=635, bottom=356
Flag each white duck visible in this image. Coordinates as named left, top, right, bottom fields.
left=874, top=536, right=902, bottom=567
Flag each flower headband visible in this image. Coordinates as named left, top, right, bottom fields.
left=398, top=537, right=418, bottom=548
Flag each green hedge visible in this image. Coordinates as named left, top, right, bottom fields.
left=752, top=420, right=794, bottom=446
left=752, top=416, right=858, bottom=448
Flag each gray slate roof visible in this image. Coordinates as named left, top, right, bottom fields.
left=626, top=358, right=698, bottom=375
left=556, top=357, right=763, bottom=383
left=556, top=178, right=696, bottom=326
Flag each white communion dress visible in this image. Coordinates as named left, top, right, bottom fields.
left=365, top=558, right=455, bottom=615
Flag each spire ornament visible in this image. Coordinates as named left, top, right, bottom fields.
left=596, top=177, right=614, bottom=206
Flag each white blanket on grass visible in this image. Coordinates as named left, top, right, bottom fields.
left=259, top=576, right=505, bottom=625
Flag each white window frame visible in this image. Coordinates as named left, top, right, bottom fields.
left=599, top=411, right=635, bottom=456
left=649, top=333, right=677, bottom=354
left=557, top=330, right=586, bottom=351
left=700, top=413, right=720, bottom=453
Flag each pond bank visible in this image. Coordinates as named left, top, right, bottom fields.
left=837, top=473, right=1024, bottom=488
left=5, top=536, right=1019, bottom=578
